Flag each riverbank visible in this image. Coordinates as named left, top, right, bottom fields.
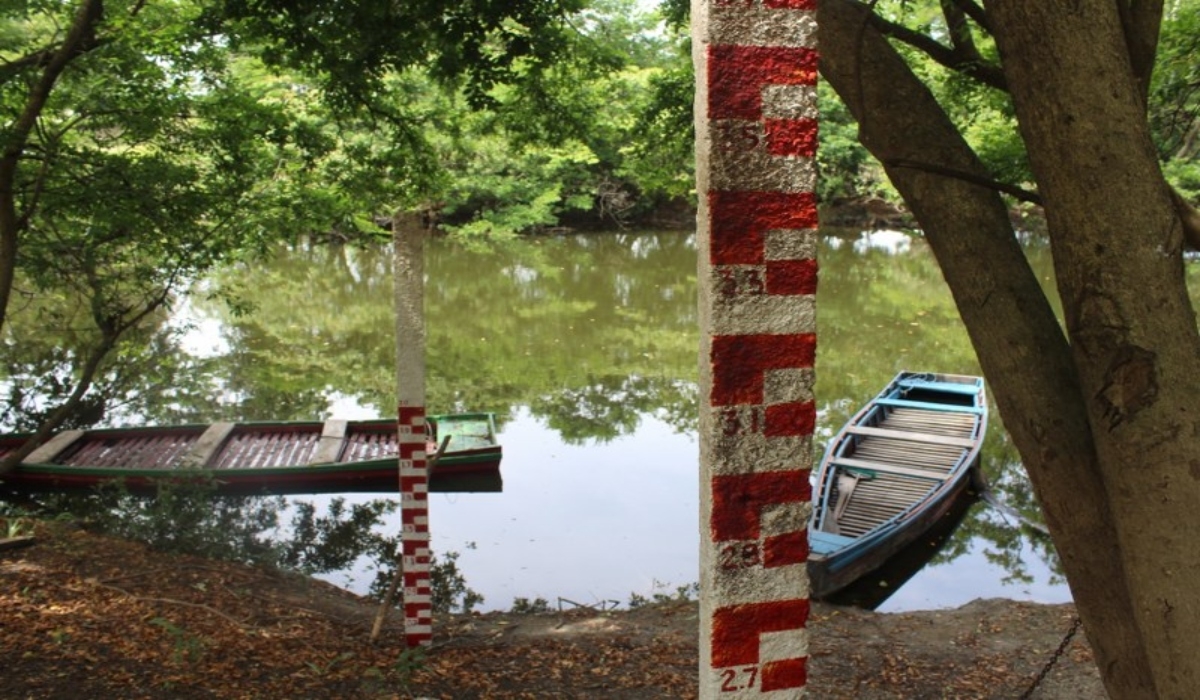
left=1, top=520, right=1102, bottom=698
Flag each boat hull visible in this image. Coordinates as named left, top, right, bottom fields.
left=0, top=413, right=502, bottom=496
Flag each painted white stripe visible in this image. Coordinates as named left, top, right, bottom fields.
left=759, top=627, right=810, bottom=663
left=758, top=501, right=811, bottom=538
left=762, top=84, right=819, bottom=120
left=705, top=430, right=813, bottom=475
left=764, top=229, right=818, bottom=261
left=763, top=367, right=816, bottom=405
left=709, top=5, right=817, bottom=48
left=709, top=123, right=817, bottom=193
left=709, top=294, right=816, bottom=335
left=708, top=560, right=809, bottom=605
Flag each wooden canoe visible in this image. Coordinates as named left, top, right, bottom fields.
left=808, top=372, right=987, bottom=601
left=0, top=413, right=501, bottom=496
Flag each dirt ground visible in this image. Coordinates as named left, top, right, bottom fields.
left=1, top=520, right=1104, bottom=699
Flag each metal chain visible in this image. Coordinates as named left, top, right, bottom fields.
left=1019, top=616, right=1083, bottom=700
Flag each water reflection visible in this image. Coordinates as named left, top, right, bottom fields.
left=3, top=229, right=1082, bottom=610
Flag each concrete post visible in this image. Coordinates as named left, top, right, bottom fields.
left=393, top=211, right=432, bottom=647
left=693, top=1, right=818, bottom=696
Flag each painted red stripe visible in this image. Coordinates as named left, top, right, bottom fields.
left=709, top=45, right=819, bottom=120
left=766, top=259, right=818, bottom=295
left=764, top=529, right=809, bottom=568
left=712, top=599, right=810, bottom=667
left=711, top=470, right=811, bottom=542
left=398, top=406, right=424, bottom=425
left=711, top=334, right=816, bottom=406
left=710, top=191, right=818, bottom=265
left=763, top=656, right=809, bottom=691
left=764, top=0, right=817, bottom=9
left=765, top=118, right=818, bottom=157
left=765, top=400, right=817, bottom=437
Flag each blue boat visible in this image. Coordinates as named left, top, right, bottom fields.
left=809, top=371, right=987, bottom=601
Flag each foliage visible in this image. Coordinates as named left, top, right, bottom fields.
left=815, top=80, right=890, bottom=202
left=22, top=482, right=484, bottom=613
left=211, top=0, right=588, bottom=110
left=390, top=645, right=427, bottom=685
left=36, top=479, right=285, bottom=567
left=370, top=547, right=485, bottom=615
left=627, top=579, right=698, bottom=609
left=149, top=617, right=208, bottom=666
left=510, top=596, right=554, bottom=614
left=277, top=498, right=399, bottom=574
left=1150, top=4, right=1200, bottom=163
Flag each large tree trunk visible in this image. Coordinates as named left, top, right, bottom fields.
left=985, top=3, right=1200, bottom=695
left=819, top=1, right=1170, bottom=695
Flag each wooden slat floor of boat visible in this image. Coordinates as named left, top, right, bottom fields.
left=58, top=432, right=198, bottom=469
left=879, top=408, right=976, bottom=434
left=341, top=429, right=399, bottom=463
left=853, top=438, right=962, bottom=459
left=879, top=416, right=974, bottom=434
left=213, top=430, right=319, bottom=469
left=831, top=472, right=938, bottom=537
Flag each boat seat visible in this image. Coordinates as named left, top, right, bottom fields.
left=875, top=397, right=984, bottom=414
left=22, top=430, right=85, bottom=464
left=310, top=419, right=349, bottom=464
left=846, top=425, right=976, bottom=448
left=831, top=456, right=950, bottom=481
left=178, top=422, right=236, bottom=469
left=808, top=530, right=857, bottom=554
left=896, top=378, right=981, bottom=395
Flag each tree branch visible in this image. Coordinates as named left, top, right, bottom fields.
left=939, top=0, right=982, bottom=63
left=1170, top=187, right=1200, bottom=250
left=945, top=0, right=990, bottom=34
left=862, top=9, right=1007, bottom=91
left=883, top=157, right=1042, bottom=204
left=1117, top=0, right=1164, bottom=107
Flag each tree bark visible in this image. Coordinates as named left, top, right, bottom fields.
left=986, top=2, right=1200, bottom=695
left=819, top=1, right=1158, bottom=695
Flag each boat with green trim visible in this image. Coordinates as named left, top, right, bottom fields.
left=0, top=413, right=501, bottom=496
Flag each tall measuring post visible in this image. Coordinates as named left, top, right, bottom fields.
left=693, top=0, right=819, bottom=697
left=393, top=211, right=432, bottom=647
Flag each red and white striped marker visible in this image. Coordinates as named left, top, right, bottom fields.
left=694, top=1, right=818, bottom=696
left=394, top=213, right=432, bottom=647
left=398, top=404, right=432, bottom=646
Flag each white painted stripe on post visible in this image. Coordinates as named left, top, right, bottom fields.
left=709, top=294, right=817, bottom=335
left=764, top=229, right=819, bottom=260
left=710, top=5, right=817, bottom=48
left=762, top=85, right=819, bottom=120
left=763, top=368, right=816, bottom=405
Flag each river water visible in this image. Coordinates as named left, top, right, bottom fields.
left=148, top=227, right=1087, bottom=613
